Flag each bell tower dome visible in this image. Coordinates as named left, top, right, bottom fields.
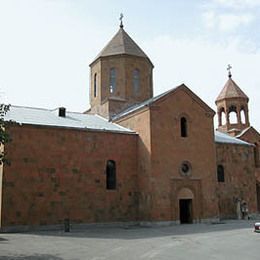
left=88, top=19, right=154, bottom=119
left=216, top=65, right=250, bottom=136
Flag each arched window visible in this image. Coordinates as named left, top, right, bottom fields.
left=94, top=73, right=97, bottom=97
left=106, top=160, right=116, bottom=190
left=109, top=68, right=116, bottom=94
left=228, top=105, right=237, bottom=124
left=132, top=69, right=140, bottom=94
left=219, top=108, right=226, bottom=126
left=180, top=117, right=188, bottom=137
left=217, top=165, right=225, bottom=182
left=240, top=108, right=246, bottom=124
left=221, top=111, right=226, bottom=125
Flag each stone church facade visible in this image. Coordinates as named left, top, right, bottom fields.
left=1, top=24, right=260, bottom=231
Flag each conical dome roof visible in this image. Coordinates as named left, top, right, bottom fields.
left=216, top=78, right=249, bottom=103
left=91, top=27, right=152, bottom=65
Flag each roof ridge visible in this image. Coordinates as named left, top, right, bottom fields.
left=10, top=105, right=52, bottom=112
left=112, top=83, right=215, bottom=121
left=112, top=86, right=180, bottom=121
left=121, top=28, right=127, bottom=53
left=235, top=126, right=251, bottom=137
left=10, top=105, right=84, bottom=115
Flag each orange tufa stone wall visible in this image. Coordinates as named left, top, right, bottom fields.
left=116, top=87, right=219, bottom=223
left=89, top=55, right=153, bottom=119
left=235, top=127, right=260, bottom=212
left=216, top=143, right=257, bottom=219
left=115, top=108, right=153, bottom=221
left=149, top=89, right=218, bottom=222
left=1, top=124, right=138, bottom=229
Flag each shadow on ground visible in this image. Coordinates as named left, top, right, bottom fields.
left=1, top=220, right=256, bottom=240
left=0, top=255, right=63, bottom=260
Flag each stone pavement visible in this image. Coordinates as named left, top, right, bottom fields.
left=0, top=220, right=260, bottom=260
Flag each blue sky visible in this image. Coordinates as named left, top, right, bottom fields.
left=0, top=0, right=259, bottom=130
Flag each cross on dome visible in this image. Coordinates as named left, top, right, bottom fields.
left=227, top=64, right=232, bottom=78
left=119, top=13, right=124, bottom=28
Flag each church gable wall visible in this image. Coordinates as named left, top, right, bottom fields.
left=1, top=124, right=138, bottom=229
left=216, top=143, right=257, bottom=219
left=238, top=128, right=260, bottom=143
left=149, top=89, right=218, bottom=222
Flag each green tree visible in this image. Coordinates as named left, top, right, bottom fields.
left=0, top=103, right=10, bottom=165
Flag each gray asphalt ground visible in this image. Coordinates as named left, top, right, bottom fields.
left=0, top=220, right=259, bottom=260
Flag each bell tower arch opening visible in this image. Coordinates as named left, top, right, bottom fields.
left=240, top=107, right=246, bottom=124
left=228, top=105, right=238, bottom=124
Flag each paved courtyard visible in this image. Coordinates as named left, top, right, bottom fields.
left=0, top=220, right=260, bottom=260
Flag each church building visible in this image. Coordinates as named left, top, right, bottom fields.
left=1, top=22, right=260, bottom=231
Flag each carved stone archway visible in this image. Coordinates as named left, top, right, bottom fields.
left=171, top=178, right=202, bottom=223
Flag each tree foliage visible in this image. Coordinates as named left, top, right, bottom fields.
left=0, top=104, right=10, bottom=165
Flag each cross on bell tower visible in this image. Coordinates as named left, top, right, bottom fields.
left=227, top=64, right=232, bottom=78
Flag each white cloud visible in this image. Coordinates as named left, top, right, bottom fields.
left=143, top=35, right=260, bottom=130
left=213, top=0, right=260, bottom=9
left=202, top=11, right=216, bottom=29
left=203, top=11, right=254, bottom=31
left=218, top=13, right=254, bottom=31
left=202, top=0, right=258, bottom=32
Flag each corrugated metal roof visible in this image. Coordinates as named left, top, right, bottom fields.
left=4, top=107, right=253, bottom=145
left=214, top=130, right=252, bottom=146
left=4, top=105, right=135, bottom=134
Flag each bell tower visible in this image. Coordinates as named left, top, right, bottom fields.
left=88, top=17, right=154, bottom=119
left=215, top=65, right=250, bottom=136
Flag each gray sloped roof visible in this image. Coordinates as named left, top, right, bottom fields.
left=112, top=87, right=177, bottom=121
left=214, top=130, right=252, bottom=146
left=5, top=107, right=253, bottom=144
left=216, top=78, right=249, bottom=102
left=5, top=105, right=135, bottom=134
left=92, top=27, right=150, bottom=64
left=112, top=84, right=215, bottom=121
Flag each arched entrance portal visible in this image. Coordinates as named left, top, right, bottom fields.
left=178, top=188, right=194, bottom=224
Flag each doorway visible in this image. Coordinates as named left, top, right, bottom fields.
left=179, top=199, right=193, bottom=224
